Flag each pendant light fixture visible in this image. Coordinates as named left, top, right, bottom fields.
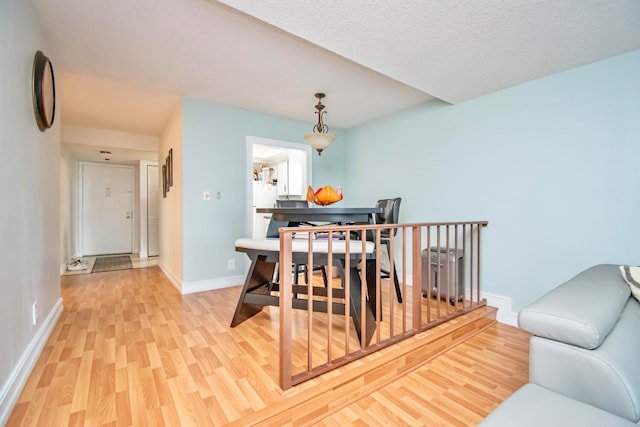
left=304, top=93, right=336, bottom=155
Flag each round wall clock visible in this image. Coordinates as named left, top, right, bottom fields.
left=32, top=50, right=56, bottom=132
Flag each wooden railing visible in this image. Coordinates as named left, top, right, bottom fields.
left=277, top=221, right=488, bottom=390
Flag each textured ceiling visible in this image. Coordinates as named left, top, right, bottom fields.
left=32, top=0, right=640, bottom=139
left=219, top=0, right=640, bottom=103
left=33, top=0, right=430, bottom=137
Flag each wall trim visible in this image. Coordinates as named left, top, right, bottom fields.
left=481, top=291, right=518, bottom=327
left=0, top=297, right=63, bottom=426
left=405, top=274, right=518, bottom=326
left=182, top=275, right=244, bottom=295
left=159, top=261, right=242, bottom=295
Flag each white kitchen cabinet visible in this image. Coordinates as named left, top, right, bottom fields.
left=277, top=161, right=288, bottom=195
left=288, top=159, right=302, bottom=194
left=277, top=159, right=303, bottom=196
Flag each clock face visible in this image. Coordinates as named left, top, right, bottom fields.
left=32, top=51, right=56, bottom=132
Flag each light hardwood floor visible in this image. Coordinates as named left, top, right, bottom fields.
left=7, top=266, right=530, bottom=426
left=317, top=325, right=529, bottom=426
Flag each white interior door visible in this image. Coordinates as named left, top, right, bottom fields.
left=81, top=163, right=134, bottom=255
left=147, top=165, right=159, bottom=257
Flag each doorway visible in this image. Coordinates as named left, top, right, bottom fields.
left=245, top=136, right=312, bottom=238
left=80, top=162, right=134, bottom=255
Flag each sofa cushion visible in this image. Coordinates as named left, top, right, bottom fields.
left=478, top=384, right=637, bottom=427
left=518, top=264, right=630, bottom=349
left=620, top=265, right=640, bottom=302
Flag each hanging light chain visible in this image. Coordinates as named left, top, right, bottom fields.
left=312, top=93, right=329, bottom=134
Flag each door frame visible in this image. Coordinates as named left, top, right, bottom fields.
left=245, top=136, right=312, bottom=238
left=146, top=164, right=159, bottom=257
left=78, top=161, right=135, bottom=256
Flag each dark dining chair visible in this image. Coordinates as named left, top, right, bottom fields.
left=373, top=198, right=402, bottom=303
left=276, top=199, right=308, bottom=208
left=272, top=199, right=328, bottom=286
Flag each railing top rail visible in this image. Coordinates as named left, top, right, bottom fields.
left=278, top=220, right=489, bottom=234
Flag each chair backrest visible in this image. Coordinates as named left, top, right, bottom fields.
left=276, top=200, right=309, bottom=208
left=376, top=198, right=401, bottom=238
left=265, top=219, right=288, bottom=238
left=270, top=200, right=310, bottom=235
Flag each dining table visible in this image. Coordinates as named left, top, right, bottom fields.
left=231, top=206, right=383, bottom=345
left=260, top=206, right=381, bottom=224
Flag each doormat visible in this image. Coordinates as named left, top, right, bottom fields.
left=91, top=255, right=133, bottom=273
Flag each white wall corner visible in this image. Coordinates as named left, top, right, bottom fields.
left=481, top=291, right=519, bottom=327
left=0, top=298, right=63, bottom=426
left=60, top=260, right=71, bottom=276
left=158, top=262, right=182, bottom=294
left=181, top=275, right=245, bottom=295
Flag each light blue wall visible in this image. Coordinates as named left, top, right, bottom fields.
left=345, top=50, right=640, bottom=311
left=181, top=98, right=346, bottom=282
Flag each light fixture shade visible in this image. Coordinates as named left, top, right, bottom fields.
left=304, top=132, right=336, bottom=153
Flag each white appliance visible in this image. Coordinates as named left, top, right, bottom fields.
left=252, top=181, right=278, bottom=238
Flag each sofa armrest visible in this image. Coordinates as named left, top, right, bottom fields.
left=518, top=264, right=630, bottom=349
left=529, top=299, right=640, bottom=422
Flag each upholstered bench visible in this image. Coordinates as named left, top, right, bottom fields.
left=234, top=237, right=375, bottom=256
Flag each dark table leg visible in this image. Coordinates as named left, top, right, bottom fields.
left=345, top=259, right=376, bottom=346
left=231, top=253, right=377, bottom=346
left=230, top=255, right=275, bottom=327
left=364, top=259, right=379, bottom=320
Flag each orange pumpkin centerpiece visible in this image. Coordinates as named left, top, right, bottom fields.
left=306, top=185, right=343, bottom=206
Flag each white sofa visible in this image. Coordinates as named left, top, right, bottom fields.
left=480, top=264, right=640, bottom=426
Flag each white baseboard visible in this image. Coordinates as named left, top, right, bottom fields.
left=181, top=275, right=244, bottom=295
left=0, top=297, right=63, bottom=426
left=158, top=262, right=243, bottom=295
left=405, top=274, right=518, bottom=327
left=481, top=291, right=519, bottom=327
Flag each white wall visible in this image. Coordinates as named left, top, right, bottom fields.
left=345, top=50, right=640, bottom=313
left=158, top=105, right=184, bottom=290
left=152, top=98, right=345, bottom=293
left=0, top=0, right=63, bottom=422
left=180, top=98, right=345, bottom=290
